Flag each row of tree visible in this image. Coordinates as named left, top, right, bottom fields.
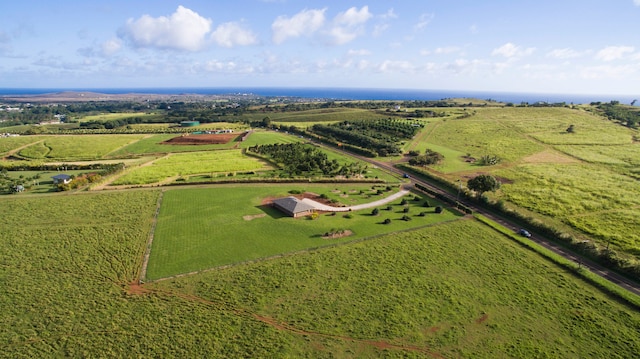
left=247, top=143, right=367, bottom=177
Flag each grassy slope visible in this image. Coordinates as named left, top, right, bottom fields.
left=154, top=219, right=640, bottom=358
left=407, top=106, right=640, bottom=258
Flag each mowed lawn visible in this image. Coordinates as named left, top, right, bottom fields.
left=146, top=185, right=460, bottom=280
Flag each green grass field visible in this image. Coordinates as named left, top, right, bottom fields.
left=2, top=188, right=639, bottom=357
left=405, top=106, right=640, bottom=261
left=153, top=219, right=640, bottom=358
left=17, top=134, right=147, bottom=160
left=112, top=150, right=271, bottom=185
left=146, top=185, right=458, bottom=280
left=75, top=112, right=160, bottom=122
left=242, top=108, right=381, bottom=123
left=0, top=136, right=45, bottom=155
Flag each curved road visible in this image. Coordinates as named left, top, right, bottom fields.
left=315, top=141, right=640, bottom=297
left=300, top=189, right=410, bottom=212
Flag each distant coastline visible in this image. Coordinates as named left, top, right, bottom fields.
left=0, top=87, right=636, bottom=105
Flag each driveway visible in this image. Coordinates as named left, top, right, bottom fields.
left=300, top=189, right=410, bottom=212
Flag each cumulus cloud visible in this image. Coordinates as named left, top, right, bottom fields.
left=334, top=6, right=372, bottom=27
left=492, top=43, right=535, bottom=58
left=120, top=6, right=212, bottom=51
left=595, top=45, right=635, bottom=61
left=211, top=22, right=258, bottom=48
left=327, top=6, right=372, bottom=45
left=272, top=8, right=326, bottom=44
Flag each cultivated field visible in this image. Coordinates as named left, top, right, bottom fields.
left=112, top=150, right=271, bottom=185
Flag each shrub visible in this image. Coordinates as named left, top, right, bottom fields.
left=435, top=206, right=443, bottom=214
left=401, top=215, right=412, bottom=221
left=371, top=208, right=380, bottom=216
left=382, top=218, right=391, bottom=224
left=403, top=207, right=410, bottom=213
left=423, top=200, right=430, bottom=207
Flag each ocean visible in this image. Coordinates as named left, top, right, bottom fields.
left=0, top=87, right=636, bottom=105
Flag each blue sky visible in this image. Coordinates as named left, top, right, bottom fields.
left=1, top=0, right=639, bottom=95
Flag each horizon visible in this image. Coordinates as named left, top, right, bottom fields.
left=0, top=86, right=637, bottom=105
left=1, top=1, right=640, bottom=94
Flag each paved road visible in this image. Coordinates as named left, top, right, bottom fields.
left=300, top=189, right=410, bottom=212
left=312, top=140, right=640, bottom=297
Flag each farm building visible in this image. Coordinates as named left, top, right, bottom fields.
left=272, top=196, right=315, bottom=218
left=51, top=174, right=72, bottom=185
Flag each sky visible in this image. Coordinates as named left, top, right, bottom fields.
left=1, top=0, right=639, bottom=96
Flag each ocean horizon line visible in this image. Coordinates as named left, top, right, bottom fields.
left=0, top=86, right=637, bottom=105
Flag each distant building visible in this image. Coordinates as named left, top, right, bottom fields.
left=51, top=174, right=72, bottom=185
left=272, top=197, right=315, bottom=218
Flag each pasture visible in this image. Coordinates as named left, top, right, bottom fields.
left=153, top=219, right=640, bottom=358
left=405, top=106, right=640, bottom=260
left=146, top=185, right=458, bottom=280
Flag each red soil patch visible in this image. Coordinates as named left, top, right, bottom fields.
left=162, top=132, right=243, bottom=145
left=125, top=282, right=152, bottom=295
left=476, top=313, right=489, bottom=324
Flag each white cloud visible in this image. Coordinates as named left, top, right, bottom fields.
left=347, top=49, right=371, bottom=56
left=595, top=45, right=635, bottom=61
left=378, top=60, right=416, bottom=73
left=334, top=6, right=372, bottom=27
left=120, top=6, right=212, bottom=51
left=272, top=8, right=326, bottom=44
left=327, top=6, right=373, bottom=45
left=414, top=13, right=435, bottom=32
left=101, top=39, right=122, bottom=56
left=492, top=43, right=535, bottom=58
left=211, top=22, right=258, bottom=48
left=435, top=46, right=461, bottom=55
left=547, top=48, right=583, bottom=59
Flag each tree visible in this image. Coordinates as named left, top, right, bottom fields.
left=566, top=124, right=575, bottom=133
left=467, top=174, right=501, bottom=197
left=371, top=208, right=380, bottom=216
